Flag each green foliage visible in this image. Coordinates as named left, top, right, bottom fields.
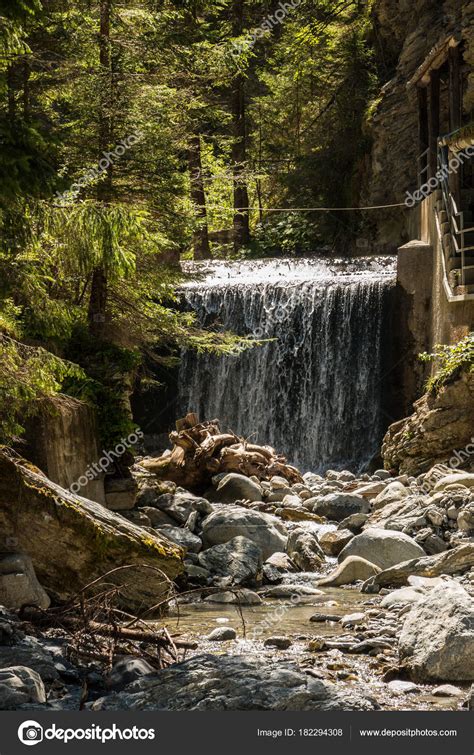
left=245, top=215, right=320, bottom=257
left=0, top=333, right=85, bottom=441
left=420, top=333, right=474, bottom=394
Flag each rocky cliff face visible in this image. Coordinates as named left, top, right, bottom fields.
left=363, top=0, right=474, bottom=251
left=382, top=370, right=474, bottom=474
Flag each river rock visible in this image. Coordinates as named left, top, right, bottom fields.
left=204, top=589, right=262, bottom=605
left=201, top=506, right=287, bottom=559
left=363, top=543, right=474, bottom=590
left=0, top=666, right=46, bottom=709
left=311, top=493, right=369, bottom=521
left=155, top=525, right=202, bottom=553
left=198, top=536, right=262, bottom=585
left=206, top=627, right=237, bottom=641
left=0, top=554, right=50, bottom=611
left=338, top=513, right=368, bottom=534
left=0, top=450, right=183, bottom=613
left=262, top=584, right=323, bottom=598
left=92, top=654, right=378, bottom=710
left=434, top=473, right=474, bottom=492
left=286, top=529, right=324, bottom=570
left=319, top=529, right=353, bottom=556
left=372, top=482, right=408, bottom=510
left=353, top=482, right=386, bottom=500
left=264, top=637, right=292, bottom=649
left=106, top=658, right=156, bottom=691
left=0, top=642, right=59, bottom=682
left=338, top=528, right=425, bottom=570
left=138, top=507, right=175, bottom=527
left=149, top=491, right=212, bottom=523
left=207, top=474, right=263, bottom=503
left=399, top=582, right=474, bottom=682
left=387, top=680, right=419, bottom=694
left=432, top=684, right=463, bottom=697
left=265, top=552, right=295, bottom=571
left=317, top=556, right=381, bottom=586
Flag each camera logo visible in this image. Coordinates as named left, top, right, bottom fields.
left=18, top=721, right=44, bottom=746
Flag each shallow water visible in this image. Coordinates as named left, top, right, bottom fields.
left=163, top=586, right=467, bottom=712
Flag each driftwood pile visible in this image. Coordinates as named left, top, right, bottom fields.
left=141, top=413, right=303, bottom=492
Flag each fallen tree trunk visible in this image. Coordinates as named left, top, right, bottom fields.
left=140, top=414, right=303, bottom=491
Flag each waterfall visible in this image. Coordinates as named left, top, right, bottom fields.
left=179, top=258, right=395, bottom=473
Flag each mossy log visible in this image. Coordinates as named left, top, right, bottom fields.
left=0, top=448, right=184, bottom=612
left=141, top=414, right=303, bottom=491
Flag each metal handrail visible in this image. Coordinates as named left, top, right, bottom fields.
left=437, top=144, right=467, bottom=287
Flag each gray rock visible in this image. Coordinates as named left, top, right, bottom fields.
left=92, top=654, right=378, bottom=710
left=151, top=492, right=212, bottom=523
left=318, top=556, right=381, bottom=587
left=139, top=507, right=175, bottom=527
left=338, top=513, right=368, bottom=533
left=465, top=684, right=474, bottom=710
left=372, top=482, right=408, bottom=510
left=265, top=552, right=295, bottom=571
left=432, top=684, right=463, bottom=697
left=0, top=554, right=50, bottom=610
left=0, top=642, right=59, bottom=682
left=399, top=582, right=474, bottom=681
left=264, top=636, right=292, bottom=649
left=434, top=473, right=474, bottom=491
left=156, top=525, right=202, bottom=553
left=208, top=474, right=263, bottom=503
left=205, top=627, right=237, bottom=641
left=458, top=504, right=474, bottom=533
left=184, top=564, right=210, bottom=582
left=198, top=536, right=262, bottom=586
left=262, top=584, right=323, bottom=598
left=104, top=478, right=137, bottom=511
left=340, top=612, right=365, bottom=627
left=0, top=666, right=46, bottom=709
left=201, top=506, right=287, bottom=559
left=204, top=589, right=262, bottom=605
left=380, top=587, right=426, bottom=609
left=338, top=528, right=425, bottom=570
left=373, top=469, right=391, bottom=480
left=286, top=529, right=324, bottom=570
left=319, top=529, right=353, bottom=557
left=387, top=680, right=419, bottom=694
left=363, top=543, right=474, bottom=590
left=107, top=657, right=156, bottom=691
left=311, top=493, right=370, bottom=521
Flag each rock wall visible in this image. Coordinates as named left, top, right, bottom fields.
left=382, top=370, right=474, bottom=474
left=363, top=0, right=474, bottom=251
left=22, top=396, right=105, bottom=504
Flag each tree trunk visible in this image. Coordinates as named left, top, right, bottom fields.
left=231, top=0, right=250, bottom=252
left=188, top=134, right=211, bottom=260
left=89, top=0, right=112, bottom=337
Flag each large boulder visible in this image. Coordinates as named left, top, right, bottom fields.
left=0, top=554, right=50, bottom=610
left=92, top=654, right=377, bottom=710
left=286, top=529, right=324, bottom=570
left=0, top=666, right=46, bottom=709
left=399, top=582, right=474, bottom=682
left=317, top=556, right=381, bottom=586
left=363, top=543, right=474, bottom=590
left=311, top=493, right=369, bottom=522
left=201, top=506, right=287, bottom=559
left=146, top=491, right=212, bottom=522
left=206, top=473, right=263, bottom=503
left=155, top=525, right=202, bottom=553
left=434, top=473, right=474, bottom=492
left=0, top=450, right=183, bottom=613
left=338, top=528, right=425, bottom=570
left=198, top=536, right=262, bottom=585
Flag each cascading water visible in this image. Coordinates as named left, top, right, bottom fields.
left=179, top=257, right=396, bottom=473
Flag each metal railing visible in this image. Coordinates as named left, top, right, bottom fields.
left=437, top=143, right=474, bottom=289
